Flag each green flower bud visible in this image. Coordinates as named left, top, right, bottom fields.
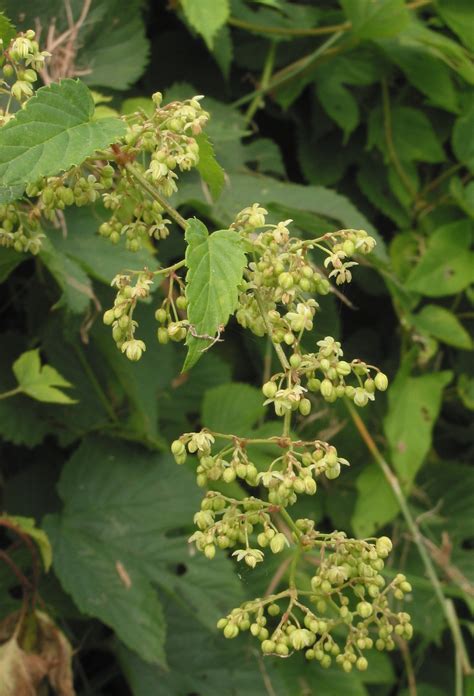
left=354, top=388, right=368, bottom=407
left=176, top=295, right=187, bottom=310
left=304, top=477, right=317, bottom=495
left=262, top=381, right=277, bottom=398
left=204, top=544, right=216, bottom=559
left=103, top=309, right=115, bottom=325
left=278, top=272, right=293, bottom=289
left=320, top=379, right=333, bottom=398
left=222, top=467, right=236, bottom=483
left=171, top=439, right=185, bottom=456
left=376, top=536, right=392, bottom=558
left=325, top=463, right=341, bottom=480
left=290, top=353, right=301, bottom=368
left=223, top=623, right=239, bottom=639
left=268, top=603, right=280, bottom=616
left=374, top=372, right=389, bottom=391
left=299, top=398, right=311, bottom=416
left=270, top=532, right=287, bottom=554
left=357, top=601, right=373, bottom=618
left=2, top=64, right=14, bottom=78
left=261, top=640, right=276, bottom=654
left=356, top=656, right=368, bottom=671
left=155, top=308, right=168, bottom=323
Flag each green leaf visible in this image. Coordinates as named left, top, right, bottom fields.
left=12, top=349, right=76, bottom=404
left=457, top=374, right=474, bottom=410
left=437, top=0, right=474, bottom=51
left=183, top=218, right=247, bottom=371
left=352, top=465, right=399, bottom=537
left=368, top=106, right=445, bottom=163
left=0, top=79, right=126, bottom=186
left=0, top=11, right=16, bottom=45
left=316, top=74, right=359, bottom=140
left=44, top=437, right=242, bottom=664
left=181, top=0, right=230, bottom=49
left=382, top=40, right=459, bottom=112
left=196, top=133, right=225, bottom=199
left=202, top=383, right=264, bottom=433
left=80, top=0, right=149, bottom=90
left=0, top=183, right=24, bottom=204
left=39, top=238, right=97, bottom=314
left=405, top=219, right=474, bottom=296
left=384, top=369, right=452, bottom=487
left=453, top=102, right=474, bottom=171
left=211, top=24, right=233, bottom=79
left=341, top=0, right=410, bottom=39
left=1, top=515, right=52, bottom=572
left=412, top=304, right=473, bottom=350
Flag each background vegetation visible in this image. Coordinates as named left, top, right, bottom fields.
left=0, top=1, right=473, bottom=695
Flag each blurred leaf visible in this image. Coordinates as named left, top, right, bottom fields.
left=352, top=464, right=399, bottom=536
left=341, top=0, right=409, bottom=39
left=412, top=304, right=473, bottom=350
left=0, top=11, right=15, bottom=44
left=184, top=218, right=247, bottom=370
left=181, top=0, right=230, bottom=49
left=0, top=79, right=126, bottom=186
left=0, top=248, right=24, bottom=283
left=453, top=101, right=474, bottom=171
left=457, top=374, right=474, bottom=410
left=405, top=219, right=474, bottom=296
left=202, top=382, right=264, bottom=433
left=13, top=349, right=75, bottom=404
left=384, top=369, right=452, bottom=487
left=437, top=0, right=474, bottom=51
left=368, top=106, right=445, bottom=163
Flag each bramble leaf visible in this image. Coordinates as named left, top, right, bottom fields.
left=184, top=218, right=246, bottom=371
left=0, top=79, right=126, bottom=187
left=44, top=437, right=243, bottom=665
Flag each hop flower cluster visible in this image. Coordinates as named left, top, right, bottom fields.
left=103, top=272, right=155, bottom=360
left=1, top=29, right=50, bottom=121
left=232, top=208, right=376, bottom=346
left=217, top=530, right=412, bottom=670
left=0, top=203, right=44, bottom=254
left=187, top=492, right=288, bottom=565
left=171, top=431, right=349, bottom=506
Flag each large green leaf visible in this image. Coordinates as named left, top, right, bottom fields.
left=184, top=218, right=247, bottom=371
left=44, top=437, right=243, bottom=665
left=341, top=0, right=410, bottom=39
left=0, top=11, right=15, bottom=45
left=405, top=220, right=474, bottom=296
left=0, top=79, right=126, bottom=187
left=412, top=304, right=473, bottom=350
left=384, top=370, right=452, bottom=487
left=202, top=382, right=264, bottom=433
left=180, top=0, right=230, bottom=49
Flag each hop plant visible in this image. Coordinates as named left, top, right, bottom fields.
left=168, top=210, right=412, bottom=670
